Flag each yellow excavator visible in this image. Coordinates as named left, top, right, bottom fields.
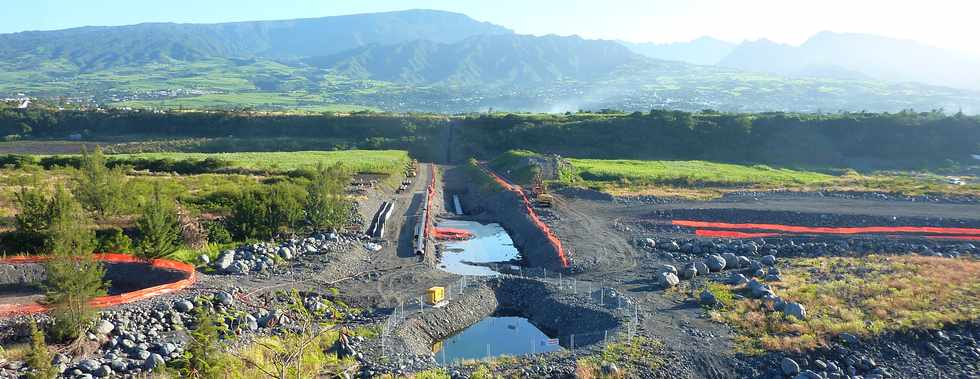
left=531, top=173, right=554, bottom=208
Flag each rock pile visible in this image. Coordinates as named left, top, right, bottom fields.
left=212, top=232, right=356, bottom=274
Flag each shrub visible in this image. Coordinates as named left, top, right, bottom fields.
left=135, top=185, right=182, bottom=260
left=72, top=147, right=128, bottom=218
left=95, top=227, right=132, bottom=253
left=13, top=181, right=51, bottom=253
left=203, top=221, right=233, bottom=245
left=227, top=183, right=305, bottom=240
left=25, top=320, right=57, bottom=379
left=305, top=163, right=351, bottom=231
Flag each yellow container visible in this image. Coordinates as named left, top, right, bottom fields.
left=427, top=286, right=445, bottom=305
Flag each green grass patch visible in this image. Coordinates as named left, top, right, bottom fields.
left=110, top=150, right=409, bottom=175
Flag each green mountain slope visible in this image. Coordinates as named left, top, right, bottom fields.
left=0, top=9, right=512, bottom=71
left=310, top=34, right=644, bottom=85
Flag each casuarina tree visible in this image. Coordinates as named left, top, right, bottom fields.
left=136, top=184, right=182, bottom=260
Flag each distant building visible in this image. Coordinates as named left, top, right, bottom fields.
left=68, top=133, right=83, bottom=141
left=17, top=99, right=30, bottom=109
left=973, top=154, right=980, bottom=161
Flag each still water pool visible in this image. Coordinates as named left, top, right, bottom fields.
left=434, top=316, right=560, bottom=364
left=437, top=220, right=521, bottom=276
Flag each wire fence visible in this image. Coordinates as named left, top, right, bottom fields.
left=379, top=269, right=641, bottom=362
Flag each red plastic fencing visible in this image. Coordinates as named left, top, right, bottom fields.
left=433, top=227, right=475, bottom=241
left=425, top=164, right=437, bottom=237
left=673, top=220, right=980, bottom=236
left=0, top=253, right=196, bottom=318
left=480, top=165, right=570, bottom=268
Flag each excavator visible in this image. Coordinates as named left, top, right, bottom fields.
left=531, top=172, right=554, bottom=208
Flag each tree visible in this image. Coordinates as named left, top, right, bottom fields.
left=43, top=186, right=106, bottom=343
left=25, top=320, right=57, bottom=379
left=305, top=164, right=351, bottom=231
left=96, top=227, right=132, bottom=253
left=72, top=146, right=127, bottom=219
left=13, top=179, right=51, bottom=253
left=265, top=183, right=304, bottom=236
left=135, top=185, right=182, bottom=260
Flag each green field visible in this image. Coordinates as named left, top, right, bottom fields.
left=549, top=156, right=979, bottom=199
left=110, top=150, right=410, bottom=174
left=114, top=92, right=378, bottom=113
left=563, top=159, right=834, bottom=187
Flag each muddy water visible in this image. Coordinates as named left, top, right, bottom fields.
left=434, top=316, right=560, bottom=364
left=436, top=220, right=521, bottom=276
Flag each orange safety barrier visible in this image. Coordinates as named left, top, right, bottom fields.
left=424, top=165, right=437, bottom=237
left=673, top=220, right=980, bottom=236
left=433, top=227, right=475, bottom=241
left=695, top=229, right=781, bottom=238
left=480, top=165, right=570, bottom=268
left=0, top=253, right=196, bottom=318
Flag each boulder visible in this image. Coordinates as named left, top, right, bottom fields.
left=783, top=302, right=807, bottom=320
left=215, top=250, right=235, bottom=271
left=78, top=359, right=101, bottom=373
left=658, top=272, right=680, bottom=288
left=781, top=357, right=801, bottom=376
left=722, top=253, right=739, bottom=269
left=681, top=263, right=698, bottom=280
left=694, top=261, right=709, bottom=276
left=699, top=290, right=717, bottom=306
left=761, top=255, right=777, bottom=266
left=662, top=265, right=678, bottom=276
left=143, top=354, right=165, bottom=371
left=174, top=300, right=194, bottom=313
left=727, top=273, right=748, bottom=286
left=706, top=255, right=726, bottom=272
left=737, top=255, right=751, bottom=269
left=215, top=291, right=234, bottom=306
left=94, top=320, right=115, bottom=336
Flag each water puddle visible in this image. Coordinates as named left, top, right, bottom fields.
left=433, top=316, right=560, bottom=364
left=436, top=220, right=520, bottom=276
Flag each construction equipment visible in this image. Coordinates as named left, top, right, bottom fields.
left=426, top=287, right=446, bottom=305
left=531, top=172, right=554, bottom=208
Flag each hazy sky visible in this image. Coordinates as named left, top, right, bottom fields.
left=4, top=0, right=979, bottom=55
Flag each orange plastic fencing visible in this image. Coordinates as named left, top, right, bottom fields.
left=424, top=165, right=437, bottom=238
left=673, top=220, right=980, bottom=236
left=480, top=165, right=570, bottom=268
left=0, top=253, right=196, bottom=318
left=433, top=227, right=475, bottom=241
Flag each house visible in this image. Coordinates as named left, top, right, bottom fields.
left=17, top=99, right=30, bottom=109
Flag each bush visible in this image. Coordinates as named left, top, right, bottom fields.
left=203, top=221, right=233, bottom=245
left=304, top=163, right=351, bottom=231
left=135, top=185, right=182, bottom=260
left=72, top=147, right=128, bottom=219
left=25, top=320, right=57, bottom=379
left=95, top=227, right=132, bottom=253
left=227, top=183, right=305, bottom=240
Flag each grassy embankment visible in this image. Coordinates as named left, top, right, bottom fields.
left=704, top=255, right=980, bottom=354
left=483, top=150, right=980, bottom=200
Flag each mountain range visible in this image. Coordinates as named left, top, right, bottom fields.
left=622, top=32, right=980, bottom=92
left=1, top=9, right=979, bottom=114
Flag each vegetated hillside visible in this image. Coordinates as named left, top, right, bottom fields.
left=310, top=34, right=644, bottom=85
left=718, top=31, right=980, bottom=91
left=457, top=110, right=980, bottom=169
left=620, top=37, right=737, bottom=66
left=2, top=106, right=978, bottom=170
left=0, top=9, right=511, bottom=71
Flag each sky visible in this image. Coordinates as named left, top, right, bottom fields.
left=4, top=0, right=980, bottom=56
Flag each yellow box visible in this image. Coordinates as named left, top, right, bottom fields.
left=427, top=287, right=445, bottom=305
